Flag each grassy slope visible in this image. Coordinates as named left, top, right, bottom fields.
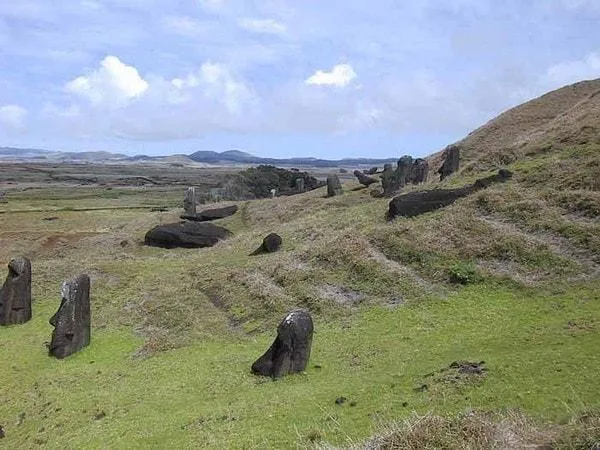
left=0, top=143, right=599, bottom=448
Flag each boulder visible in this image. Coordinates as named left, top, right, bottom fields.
left=181, top=205, right=238, bottom=222
left=251, top=310, right=314, bottom=378
left=326, top=175, right=343, bottom=197
left=145, top=222, right=232, bottom=248
left=353, top=170, right=377, bottom=187
left=438, top=145, right=460, bottom=180
left=388, top=169, right=513, bottom=220
left=0, top=257, right=32, bottom=326
left=49, top=274, right=91, bottom=359
left=183, top=187, right=196, bottom=216
left=251, top=233, right=282, bottom=255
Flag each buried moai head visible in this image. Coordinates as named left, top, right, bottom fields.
left=0, top=257, right=32, bottom=326
left=438, top=145, right=460, bottom=180
left=250, top=233, right=282, bottom=255
left=251, top=310, right=314, bottom=378
left=49, top=274, right=91, bottom=359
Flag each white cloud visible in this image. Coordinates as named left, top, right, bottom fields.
left=542, top=52, right=600, bottom=89
left=237, top=18, right=287, bottom=35
left=305, top=64, right=357, bottom=87
left=163, top=16, right=212, bottom=37
left=0, top=104, right=27, bottom=130
left=66, top=55, right=148, bottom=106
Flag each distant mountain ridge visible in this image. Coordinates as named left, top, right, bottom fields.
left=0, top=146, right=398, bottom=167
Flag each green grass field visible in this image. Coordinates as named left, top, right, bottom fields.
left=0, top=150, right=599, bottom=448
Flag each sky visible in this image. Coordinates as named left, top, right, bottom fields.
left=1, top=0, right=600, bottom=158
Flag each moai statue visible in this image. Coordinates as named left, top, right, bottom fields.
left=438, top=145, right=460, bottom=181
left=411, top=158, right=429, bottom=184
left=270, top=189, right=277, bottom=198
left=0, top=257, right=32, bottom=326
left=381, top=163, right=400, bottom=196
left=327, top=175, right=343, bottom=197
left=251, top=310, right=314, bottom=378
left=49, top=274, right=91, bottom=359
left=295, top=178, right=305, bottom=193
left=183, top=187, right=196, bottom=216
left=397, top=155, right=414, bottom=187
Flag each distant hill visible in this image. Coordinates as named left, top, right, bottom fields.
left=0, top=146, right=396, bottom=167
left=428, top=78, right=600, bottom=174
left=188, top=150, right=397, bottom=167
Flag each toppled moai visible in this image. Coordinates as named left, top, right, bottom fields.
left=251, top=310, right=314, bottom=378
left=0, top=257, right=32, bottom=326
left=353, top=170, right=378, bottom=187
left=327, top=175, right=343, bottom=197
left=387, top=169, right=513, bottom=220
left=438, top=145, right=460, bottom=181
left=49, top=274, right=91, bottom=359
left=250, top=233, right=283, bottom=255
left=183, top=187, right=196, bottom=216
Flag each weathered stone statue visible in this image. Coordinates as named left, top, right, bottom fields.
left=250, top=233, right=283, bottom=255
left=397, top=155, right=413, bottom=187
left=295, top=178, right=305, bottom=193
left=251, top=310, right=314, bottom=378
left=438, top=145, right=460, bottom=180
left=183, top=187, right=196, bottom=216
left=49, top=274, right=91, bottom=359
left=0, top=257, right=32, bottom=326
left=327, top=175, right=343, bottom=197
left=381, top=164, right=400, bottom=196
left=411, top=158, right=429, bottom=184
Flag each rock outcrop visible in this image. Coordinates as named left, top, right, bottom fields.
left=0, top=257, right=32, bottom=326
left=388, top=169, right=512, bottom=219
left=251, top=310, right=314, bottom=378
left=181, top=205, right=238, bottom=222
left=49, top=274, right=91, bottom=359
left=145, top=222, right=232, bottom=248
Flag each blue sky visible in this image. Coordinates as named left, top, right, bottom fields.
left=1, top=0, right=599, bottom=158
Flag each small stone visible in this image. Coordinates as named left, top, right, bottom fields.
left=335, top=397, right=347, bottom=405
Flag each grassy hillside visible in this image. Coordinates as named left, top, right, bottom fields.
left=1, top=82, right=599, bottom=448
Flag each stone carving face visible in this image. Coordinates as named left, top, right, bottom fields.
left=0, top=257, right=32, bottom=326
left=49, top=274, right=91, bottom=359
left=251, top=310, right=314, bottom=378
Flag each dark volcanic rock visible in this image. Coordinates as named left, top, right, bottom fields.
left=473, top=169, right=513, bottom=188
left=145, top=222, right=232, bottom=248
left=353, top=170, right=377, bottom=187
left=49, top=274, right=91, bottom=359
left=181, top=205, right=238, bottom=222
left=251, top=233, right=282, bottom=255
left=388, top=187, right=474, bottom=219
left=326, top=175, right=343, bottom=197
left=0, top=257, right=32, bottom=326
left=388, top=170, right=512, bottom=220
left=251, top=310, right=314, bottom=378
left=438, top=145, right=460, bottom=180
